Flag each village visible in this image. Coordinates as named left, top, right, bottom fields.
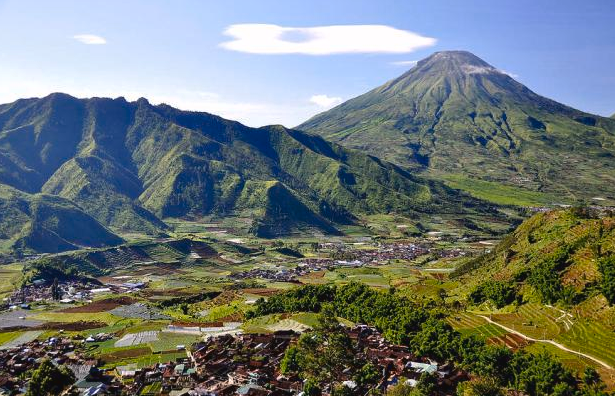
left=0, top=323, right=466, bottom=396
left=230, top=242, right=466, bottom=283
left=3, top=279, right=146, bottom=307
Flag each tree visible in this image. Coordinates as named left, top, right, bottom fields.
left=387, top=383, right=414, bottom=396
left=26, top=359, right=75, bottom=396
left=456, top=378, right=504, bottom=396
left=280, top=345, right=300, bottom=374
left=598, top=255, right=615, bottom=305
left=469, top=280, right=517, bottom=308
left=410, top=317, right=460, bottom=361
left=354, top=362, right=380, bottom=387
left=303, top=379, right=322, bottom=396
left=50, top=278, right=60, bottom=301
left=290, top=306, right=356, bottom=390
left=581, top=367, right=608, bottom=395
left=509, top=352, right=575, bottom=396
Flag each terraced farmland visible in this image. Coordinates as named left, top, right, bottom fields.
left=556, top=321, right=615, bottom=368
left=489, top=304, right=564, bottom=339
left=487, top=333, right=532, bottom=350
left=448, top=313, right=509, bottom=340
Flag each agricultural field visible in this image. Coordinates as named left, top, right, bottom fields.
left=0, top=263, right=22, bottom=298
left=556, top=320, right=615, bottom=368
left=448, top=313, right=509, bottom=340
left=488, top=303, right=565, bottom=340
left=438, top=173, right=559, bottom=207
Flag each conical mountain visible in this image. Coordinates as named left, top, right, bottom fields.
left=299, top=51, right=615, bottom=204
left=0, top=93, right=497, bottom=254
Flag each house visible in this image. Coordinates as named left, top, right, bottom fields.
left=236, top=384, right=268, bottom=396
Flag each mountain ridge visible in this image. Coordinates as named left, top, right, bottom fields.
left=0, top=93, right=497, bottom=254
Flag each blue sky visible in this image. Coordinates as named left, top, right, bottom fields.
left=0, top=0, right=614, bottom=127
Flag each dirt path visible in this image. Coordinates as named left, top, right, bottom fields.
left=478, top=315, right=613, bottom=369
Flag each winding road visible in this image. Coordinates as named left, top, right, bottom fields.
left=478, top=315, right=613, bottom=370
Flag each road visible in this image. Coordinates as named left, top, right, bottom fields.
left=478, top=315, right=613, bottom=370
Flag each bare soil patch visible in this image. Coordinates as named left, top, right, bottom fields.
left=99, top=346, right=152, bottom=363
left=40, top=321, right=107, bottom=331
left=301, top=271, right=326, bottom=279
left=60, top=297, right=137, bottom=313
left=242, top=288, right=279, bottom=297
left=487, top=333, right=532, bottom=350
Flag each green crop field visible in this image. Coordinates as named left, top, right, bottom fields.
left=556, top=321, right=615, bottom=368
left=456, top=324, right=509, bottom=340
left=439, top=174, right=558, bottom=207
left=149, top=332, right=201, bottom=353
left=489, top=304, right=564, bottom=339
left=0, top=331, right=22, bottom=347
left=141, top=381, right=162, bottom=396
left=0, top=263, right=23, bottom=298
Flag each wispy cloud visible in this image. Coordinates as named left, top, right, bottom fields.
left=310, top=94, right=342, bottom=108
left=220, top=24, right=436, bottom=55
left=391, top=60, right=418, bottom=67
left=73, top=34, right=106, bottom=45
left=499, top=69, right=519, bottom=79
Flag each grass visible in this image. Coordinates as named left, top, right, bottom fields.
left=447, top=313, right=509, bottom=340
left=0, top=331, right=22, bottom=346
left=457, top=324, right=509, bottom=340
left=292, top=312, right=321, bottom=328
left=242, top=314, right=284, bottom=333
left=488, top=303, right=564, bottom=339
left=200, top=300, right=248, bottom=322
left=556, top=320, right=615, bottom=368
left=33, top=311, right=123, bottom=325
left=439, top=174, right=557, bottom=207
left=524, top=343, right=599, bottom=374
left=141, top=381, right=162, bottom=395
left=0, top=263, right=23, bottom=298
left=100, top=349, right=187, bottom=369
left=149, top=332, right=201, bottom=353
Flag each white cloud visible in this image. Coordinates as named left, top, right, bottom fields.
left=309, top=94, right=342, bottom=108
left=499, top=69, right=519, bottom=79
left=220, top=24, right=436, bottom=55
left=391, top=60, right=418, bottom=67
left=73, top=34, right=106, bottom=45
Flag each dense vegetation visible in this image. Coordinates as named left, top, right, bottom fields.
left=454, top=208, right=615, bottom=311
left=248, top=282, right=610, bottom=395
left=26, top=359, right=75, bottom=396
left=0, top=93, right=496, bottom=253
left=598, top=256, right=615, bottom=305
left=468, top=280, right=518, bottom=308
left=299, top=51, right=615, bottom=205
left=0, top=185, right=122, bottom=255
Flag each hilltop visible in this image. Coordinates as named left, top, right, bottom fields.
left=0, top=93, right=496, bottom=254
left=299, top=51, right=615, bottom=205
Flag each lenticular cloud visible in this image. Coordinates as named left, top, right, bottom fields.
left=220, top=24, right=436, bottom=55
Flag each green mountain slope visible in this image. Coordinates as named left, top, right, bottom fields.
left=0, top=184, right=123, bottom=254
left=453, top=208, right=615, bottom=323
left=0, top=93, right=497, bottom=252
left=299, top=51, right=615, bottom=204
